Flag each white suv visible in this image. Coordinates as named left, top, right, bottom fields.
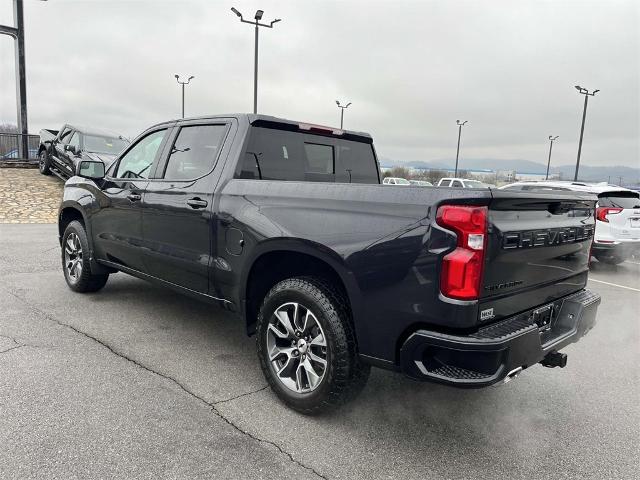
left=500, top=181, right=640, bottom=264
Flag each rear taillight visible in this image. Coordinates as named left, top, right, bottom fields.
left=596, top=207, right=622, bottom=222
left=436, top=205, right=488, bottom=301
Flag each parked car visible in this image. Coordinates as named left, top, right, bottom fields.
left=437, top=177, right=492, bottom=188
left=38, top=124, right=129, bottom=180
left=382, top=177, right=410, bottom=185
left=501, top=181, right=640, bottom=264
left=409, top=179, right=433, bottom=186
left=58, top=114, right=600, bottom=413
left=1, top=148, right=39, bottom=160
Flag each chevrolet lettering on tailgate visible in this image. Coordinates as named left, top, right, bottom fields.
left=502, top=225, right=595, bottom=249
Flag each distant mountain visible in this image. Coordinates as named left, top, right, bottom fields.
left=379, top=157, right=640, bottom=184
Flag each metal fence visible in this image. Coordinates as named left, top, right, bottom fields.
left=0, top=133, right=40, bottom=161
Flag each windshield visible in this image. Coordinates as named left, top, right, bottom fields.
left=84, top=135, right=129, bottom=155
left=598, top=192, right=640, bottom=209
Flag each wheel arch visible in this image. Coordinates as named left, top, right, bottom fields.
left=241, top=239, right=361, bottom=337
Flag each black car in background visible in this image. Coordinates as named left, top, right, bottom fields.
left=38, top=124, right=129, bottom=180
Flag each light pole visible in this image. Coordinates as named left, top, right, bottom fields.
left=230, top=7, right=281, bottom=114
left=174, top=75, right=194, bottom=119
left=573, top=85, right=599, bottom=181
left=454, top=120, right=467, bottom=177
left=546, top=135, right=559, bottom=180
left=336, top=100, right=351, bottom=129
left=0, top=0, right=31, bottom=159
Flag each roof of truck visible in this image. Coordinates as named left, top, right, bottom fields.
left=151, top=114, right=373, bottom=142
left=66, top=124, right=127, bottom=139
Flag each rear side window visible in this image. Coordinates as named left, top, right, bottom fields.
left=440, top=180, right=451, bottom=187
left=452, top=180, right=463, bottom=187
left=236, top=127, right=378, bottom=184
left=598, top=192, right=640, bottom=209
left=163, top=125, right=227, bottom=180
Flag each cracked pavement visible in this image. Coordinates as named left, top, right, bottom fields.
left=0, top=224, right=638, bottom=479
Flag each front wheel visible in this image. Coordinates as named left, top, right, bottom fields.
left=62, top=221, right=109, bottom=293
left=256, top=277, right=370, bottom=414
left=38, top=150, right=51, bottom=175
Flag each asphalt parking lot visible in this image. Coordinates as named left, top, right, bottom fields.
left=0, top=224, right=638, bottom=479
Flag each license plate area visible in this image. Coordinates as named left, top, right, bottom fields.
left=630, top=218, right=640, bottom=228
left=533, top=304, right=554, bottom=332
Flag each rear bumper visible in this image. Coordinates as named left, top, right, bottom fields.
left=593, top=239, right=640, bottom=256
left=399, top=289, right=600, bottom=387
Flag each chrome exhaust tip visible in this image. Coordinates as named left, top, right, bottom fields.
left=502, top=366, right=523, bottom=385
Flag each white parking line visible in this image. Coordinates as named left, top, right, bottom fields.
left=589, top=278, right=640, bottom=292
left=624, top=260, right=640, bottom=265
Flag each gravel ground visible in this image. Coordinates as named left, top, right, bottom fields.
left=0, top=168, right=63, bottom=223
left=0, top=224, right=638, bottom=479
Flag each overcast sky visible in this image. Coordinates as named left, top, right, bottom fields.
left=1, top=0, right=638, bottom=168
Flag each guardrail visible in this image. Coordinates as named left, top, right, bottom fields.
left=0, top=133, right=40, bottom=161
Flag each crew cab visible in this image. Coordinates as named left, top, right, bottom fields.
left=58, top=114, right=601, bottom=414
left=501, top=181, right=640, bottom=264
left=38, top=124, right=129, bottom=180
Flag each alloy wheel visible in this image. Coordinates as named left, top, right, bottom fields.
left=266, top=302, right=328, bottom=393
left=64, top=233, right=83, bottom=282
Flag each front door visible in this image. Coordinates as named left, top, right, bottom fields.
left=141, top=122, right=230, bottom=293
left=91, top=127, right=170, bottom=272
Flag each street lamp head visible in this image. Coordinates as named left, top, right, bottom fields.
left=336, top=100, right=340, bottom=105
left=574, top=85, right=582, bottom=91
left=346, top=102, right=352, bottom=108
left=231, top=7, right=242, bottom=17
left=593, top=89, right=600, bottom=94
left=255, top=10, right=264, bottom=20
left=174, top=74, right=179, bottom=79
left=188, top=76, right=194, bottom=81
left=270, top=18, right=282, bottom=26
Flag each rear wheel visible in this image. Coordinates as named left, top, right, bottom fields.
left=38, top=150, right=51, bottom=175
left=256, top=277, right=370, bottom=414
left=62, top=221, right=109, bottom=292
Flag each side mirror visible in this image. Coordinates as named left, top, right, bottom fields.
left=65, top=144, right=78, bottom=155
left=76, top=160, right=105, bottom=180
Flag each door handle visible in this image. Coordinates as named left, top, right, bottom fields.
left=187, top=197, right=208, bottom=209
left=127, top=193, right=141, bottom=202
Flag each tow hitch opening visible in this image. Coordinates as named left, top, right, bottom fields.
left=541, top=351, right=568, bottom=368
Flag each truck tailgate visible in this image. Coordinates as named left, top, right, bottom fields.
left=480, top=190, right=596, bottom=322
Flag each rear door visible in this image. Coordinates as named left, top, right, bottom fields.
left=597, top=191, right=640, bottom=241
left=480, top=190, right=596, bottom=322
left=141, top=120, right=232, bottom=293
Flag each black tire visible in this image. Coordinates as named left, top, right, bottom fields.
left=38, top=150, right=51, bottom=175
left=595, top=253, right=627, bottom=265
left=61, top=220, right=109, bottom=293
left=256, top=276, right=370, bottom=414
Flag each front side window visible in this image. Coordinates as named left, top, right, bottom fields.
left=68, top=132, right=80, bottom=150
left=59, top=128, right=73, bottom=144
left=115, top=129, right=166, bottom=179
left=452, top=180, right=463, bottom=187
left=163, top=124, right=227, bottom=180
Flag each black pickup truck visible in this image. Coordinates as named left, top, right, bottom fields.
left=38, top=124, right=129, bottom=180
left=58, top=114, right=601, bottom=413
